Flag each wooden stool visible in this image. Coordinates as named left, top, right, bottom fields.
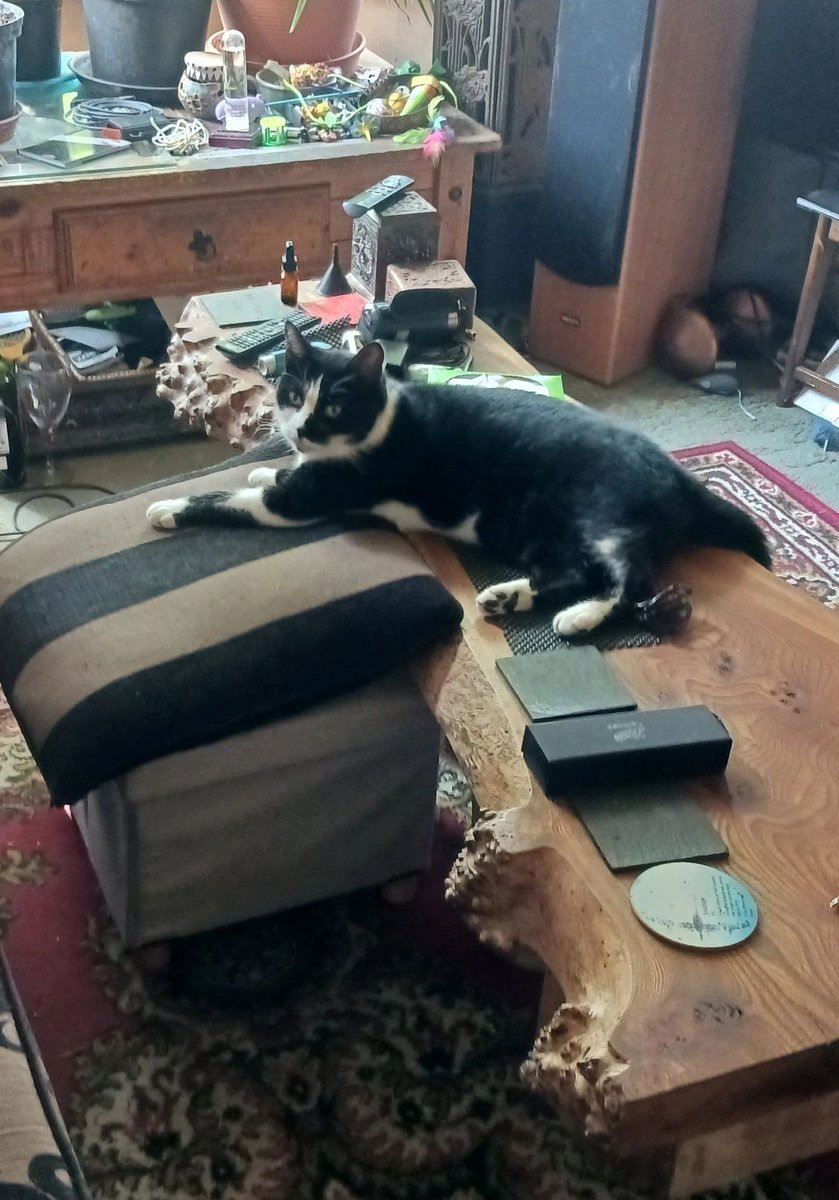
left=779, top=189, right=839, bottom=405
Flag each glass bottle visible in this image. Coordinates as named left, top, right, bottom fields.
left=0, top=355, right=27, bottom=490
left=221, top=29, right=249, bottom=132
left=281, top=241, right=299, bottom=306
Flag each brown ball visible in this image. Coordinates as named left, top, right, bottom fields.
left=717, top=286, right=773, bottom=353
left=656, top=303, right=719, bottom=379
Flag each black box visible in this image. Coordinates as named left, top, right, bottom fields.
left=522, top=705, right=732, bottom=793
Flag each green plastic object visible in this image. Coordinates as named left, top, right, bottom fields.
left=415, top=366, right=565, bottom=399
left=84, top=304, right=136, bottom=322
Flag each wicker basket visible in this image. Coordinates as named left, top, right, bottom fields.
left=377, top=109, right=428, bottom=135
left=26, top=310, right=193, bottom=455
left=29, top=310, right=159, bottom=395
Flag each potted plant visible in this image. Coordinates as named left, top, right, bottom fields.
left=82, top=0, right=214, bottom=89
left=216, top=0, right=431, bottom=73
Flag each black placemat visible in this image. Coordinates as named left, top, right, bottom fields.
left=455, top=544, right=660, bottom=653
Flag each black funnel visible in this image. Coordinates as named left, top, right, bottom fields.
left=317, top=244, right=352, bottom=296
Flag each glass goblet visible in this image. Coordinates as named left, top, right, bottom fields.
left=17, top=350, right=72, bottom=486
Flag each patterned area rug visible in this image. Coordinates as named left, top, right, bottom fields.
left=1, top=443, right=838, bottom=1200
left=673, top=441, right=839, bottom=606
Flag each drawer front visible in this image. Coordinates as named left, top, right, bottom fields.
left=0, top=228, right=25, bottom=279
left=55, top=186, right=330, bottom=292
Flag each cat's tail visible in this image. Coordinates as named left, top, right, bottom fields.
left=687, top=479, right=772, bottom=568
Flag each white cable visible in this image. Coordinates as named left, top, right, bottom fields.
left=151, top=117, right=208, bottom=156
left=736, top=389, right=756, bottom=422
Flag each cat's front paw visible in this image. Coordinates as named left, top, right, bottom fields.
left=147, top=498, right=188, bottom=530
left=247, top=467, right=277, bottom=487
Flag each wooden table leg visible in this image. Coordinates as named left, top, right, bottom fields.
left=778, top=213, right=838, bottom=405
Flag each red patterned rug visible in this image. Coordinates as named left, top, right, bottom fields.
left=1, top=443, right=838, bottom=1200
left=673, top=441, right=839, bottom=606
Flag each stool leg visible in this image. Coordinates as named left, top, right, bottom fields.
left=779, top=215, right=837, bottom=405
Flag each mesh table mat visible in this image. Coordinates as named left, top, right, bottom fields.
left=454, top=544, right=661, bottom=654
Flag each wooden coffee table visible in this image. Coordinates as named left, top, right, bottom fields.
left=161, top=291, right=839, bottom=1198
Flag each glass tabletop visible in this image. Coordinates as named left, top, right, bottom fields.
left=1, top=54, right=497, bottom=185
left=3, top=55, right=178, bottom=180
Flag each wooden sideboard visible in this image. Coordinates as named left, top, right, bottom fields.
left=1, top=103, right=498, bottom=311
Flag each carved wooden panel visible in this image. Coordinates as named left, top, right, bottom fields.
left=434, top=0, right=561, bottom=188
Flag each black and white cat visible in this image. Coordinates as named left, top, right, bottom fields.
left=147, top=324, right=770, bottom=635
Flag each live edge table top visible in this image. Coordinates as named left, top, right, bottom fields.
left=162, top=289, right=839, bottom=1196
left=403, top=368, right=839, bottom=1199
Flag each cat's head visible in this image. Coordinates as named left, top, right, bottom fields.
left=277, top=324, right=389, bottom=458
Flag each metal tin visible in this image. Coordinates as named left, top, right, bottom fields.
left=630, top=862, right=759, bottom=949
left=257, top=351, right=284, bottom=377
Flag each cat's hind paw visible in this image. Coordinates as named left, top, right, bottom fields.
left=476, top=579, right=535, bottom=617
left=147, top=498, right=188, bottom=530
left=247, top=467, right=278, bottom=487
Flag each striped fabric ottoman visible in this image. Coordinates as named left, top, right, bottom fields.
left=0, top=442, right=462, bottom=946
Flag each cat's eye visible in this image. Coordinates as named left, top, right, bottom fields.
left=324, top=403, right=342, bottom=419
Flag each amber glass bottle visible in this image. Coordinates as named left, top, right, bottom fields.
left=281, top=240, right=299, bottom=306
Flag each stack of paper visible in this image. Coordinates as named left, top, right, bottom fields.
left=793, top=337, right=839, bottom=429
left=0, top=311, right=30, bottom=338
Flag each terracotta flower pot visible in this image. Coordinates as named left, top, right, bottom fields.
left=216, top=0, right=362, bottom=67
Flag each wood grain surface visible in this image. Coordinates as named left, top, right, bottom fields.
left=410, top=526, right=839, bottom=1190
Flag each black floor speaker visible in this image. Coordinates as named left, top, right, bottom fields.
left=529, top=0, right=757, bottom=385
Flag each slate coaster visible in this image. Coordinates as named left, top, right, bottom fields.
left=572, top=781, right=728, bottom=871
left=201, top=286, right=285, bottom=327
left=497, top=646, right=637, bottom=721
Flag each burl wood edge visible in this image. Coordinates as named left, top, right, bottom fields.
left=409, top=536, right=635, bottom=1139
left=409, top=533, right=839, bottom=1164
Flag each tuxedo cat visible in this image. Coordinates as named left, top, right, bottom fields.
left=147, top=324, right=770, bottom=636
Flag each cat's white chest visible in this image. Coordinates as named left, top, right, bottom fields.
left=371, top=501, right=480, bottom=544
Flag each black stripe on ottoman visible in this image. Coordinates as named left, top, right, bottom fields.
left=0, top=452, right=462, bottom=803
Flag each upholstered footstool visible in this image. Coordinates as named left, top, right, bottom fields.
left=0, top=442, right=461, bottom=946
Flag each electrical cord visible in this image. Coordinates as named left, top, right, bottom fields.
left=67, top=98, right=155, bottom=128
left=151, top=117, right=209, bottom=156
left=0, top=484, right=115, bottom=554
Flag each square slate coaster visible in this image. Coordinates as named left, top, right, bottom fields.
left=497, top=646, right=637, bottom=722
left=201, top=286, right=285, bottom=327
left=572, top=781, right=728, bottom=871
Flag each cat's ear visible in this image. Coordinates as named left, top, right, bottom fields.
left=351, top=340, right=385, bottom=384
left=284, top=322, right=311, bottom=367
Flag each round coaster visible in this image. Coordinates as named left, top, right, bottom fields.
left=630, top=862, right=759, bottom=949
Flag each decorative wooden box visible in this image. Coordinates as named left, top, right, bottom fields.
left=350, top=192, right=440, bottom=301
left=385, top=260, right=477, bottom=330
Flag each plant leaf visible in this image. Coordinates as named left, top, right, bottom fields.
left=392, top=127, right=428, bottom=145
left=289, top=0, right=308, bottom=33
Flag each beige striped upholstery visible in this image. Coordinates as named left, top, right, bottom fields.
left=0, top=447, right=461, bottom=802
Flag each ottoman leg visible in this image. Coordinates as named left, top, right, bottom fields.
left=382, top=873, right=420, bottom=904
left=135, top=941, right=173, bottom=973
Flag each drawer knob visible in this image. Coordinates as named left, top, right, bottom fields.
left=188, top=229, right=217, bottom=261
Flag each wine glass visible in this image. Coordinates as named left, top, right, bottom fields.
left=17, top=350, right=72, bottom=486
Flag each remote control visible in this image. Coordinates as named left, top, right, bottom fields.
left=343, top=174, right=415, bottom=219
left=217, top=312, right=321, bottom=364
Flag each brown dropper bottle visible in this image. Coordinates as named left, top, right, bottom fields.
left=281, top=240, right=299, bottom=306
